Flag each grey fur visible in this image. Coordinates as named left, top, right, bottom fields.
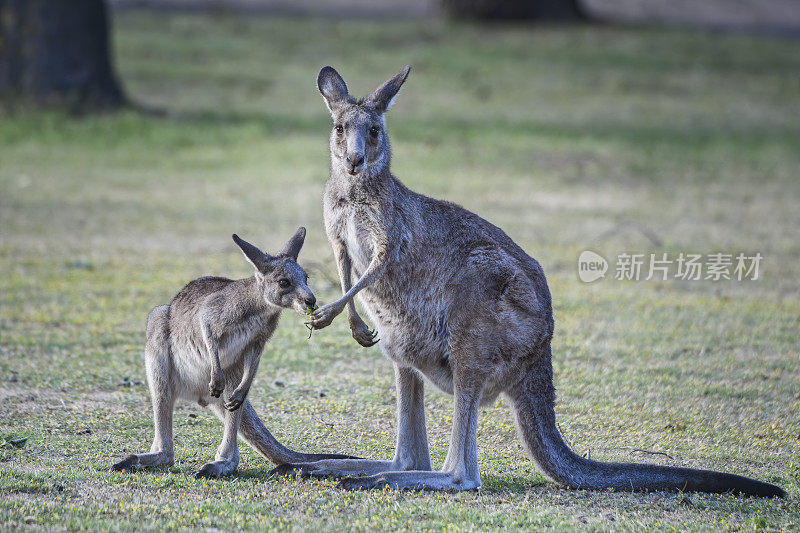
left=274, top=66, right=784, bottom=497
left=112, top=228, right=351, bottom=478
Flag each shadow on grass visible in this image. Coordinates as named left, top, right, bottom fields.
left=478, top=473, right=549, bottom=494
left=236, top=468, right=551, bottom=495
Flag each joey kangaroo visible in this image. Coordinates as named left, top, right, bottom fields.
left=112, top=228, right=351, bottom=478
left=273, top=66, right=784, bottom=497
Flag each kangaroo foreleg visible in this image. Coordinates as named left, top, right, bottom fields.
left=309, top=237, right=391, bottom=331
left=332, top=239, right=377, bottom=347
left=224, top=347, right=262, bottom=411
left=201, top=322, right=225, bottom=398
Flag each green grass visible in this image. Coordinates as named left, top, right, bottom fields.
left=1, top=11, right=799, bottom=531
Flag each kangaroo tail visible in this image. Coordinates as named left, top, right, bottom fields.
left=507, top=350, right=784, bottom=498
left=238, top=400, right=357, bottom=465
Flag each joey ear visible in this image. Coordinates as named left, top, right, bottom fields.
left=365, top=65, right=411, bottom=114
left=317, top=66, right=352, bottom=115
left=232, top=234, right=272, bottom=274
left=277, top=226, right=306, bottom=261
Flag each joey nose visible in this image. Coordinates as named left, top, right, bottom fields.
left=304, top=295, right=316, bottom=309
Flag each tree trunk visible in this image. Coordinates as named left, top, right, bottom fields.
left=442, top=0, right=585, bottom=21
left=0, top=0, right=125, bottom=109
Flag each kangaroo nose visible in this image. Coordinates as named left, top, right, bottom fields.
left=304, top=295, right=316, bottom=308
left=346, top=154, right=364, bottom=169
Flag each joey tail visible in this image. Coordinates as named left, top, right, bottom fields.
left=238, top=401, right=357, bottom=465
left=508, top=347, right=785, bottom=498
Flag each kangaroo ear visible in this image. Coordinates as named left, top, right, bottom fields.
left=232, top=234, right=273, bottom=273
left=277, top=226, right=306, bottom=261
left=365, top=65, right=411, bottom=114
left=317, top=66, right=352, bottom=115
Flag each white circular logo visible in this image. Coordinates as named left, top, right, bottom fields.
left=578, top=251, right=608, bottom=283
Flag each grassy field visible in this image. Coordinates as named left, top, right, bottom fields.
left=1, top=11, right=799, bottom=531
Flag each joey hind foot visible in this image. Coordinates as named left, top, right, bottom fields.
left=350, top=318, right=379, bottom=347
left=195, top=461, right=237, bottom=480
left=309, top=302, right=344, bottom=330
left=208, top=369, right=225, bottom=398
left=112, top=453, right=172, bottom=472
left=225, top=388, right=247, bottom=411
left=111, top=454, right=141, bottom=472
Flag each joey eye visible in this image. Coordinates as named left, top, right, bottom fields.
left=278, top=279, right=291, bottom=289
left=335, top=125, right=344, bottom=135
left=369, top=126, right=380, bottom=137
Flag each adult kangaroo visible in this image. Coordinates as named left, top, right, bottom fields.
left=281, top=65, right=784, bottom=497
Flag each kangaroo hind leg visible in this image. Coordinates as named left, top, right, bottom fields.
left=236, top=400, right=356, bottom=465
left=196, top=404, right=243, bottom=479
left=338, top=365, right=482, bottom=491
left=270, top=364, right=430, bottom=479
left=112, top=305, right=175, bottom=472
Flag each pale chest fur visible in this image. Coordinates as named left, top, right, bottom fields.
left=171, top=310, right=273, bottom=378
left=340, top=208, right=374, bottom=275
left=325, top=191, right=453, bottom=380
left=215, top=312, right=273, bottom=367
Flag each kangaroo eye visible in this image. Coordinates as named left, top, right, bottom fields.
left=369, top=126, right=380, bottom=137
left=278, top=279, right=291, bottom=288
left=335, top=125, right=344, bottom=135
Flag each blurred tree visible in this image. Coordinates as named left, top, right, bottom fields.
left=0, top=0, right=125, bottom=109
left=442, top=0, right=585, bottom=20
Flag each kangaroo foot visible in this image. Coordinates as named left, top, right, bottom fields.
left=194, top=460, right=238, bottom=479
left=111, top=454, right=141, bottom=472
left=337, top=471, right=480, bottom=492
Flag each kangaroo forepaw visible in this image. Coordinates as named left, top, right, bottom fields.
left=111, top=454, right=141, bottom=473
left=350, top=321, right=379, bottom=347
left=309, top=303, right=342, bottom=330
left=208, top=371, right=225, bottom=398
left=225, top=390, right=246, bottom=411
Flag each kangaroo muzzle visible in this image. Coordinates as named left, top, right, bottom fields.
left=345, top=153, right=365, bottom=175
